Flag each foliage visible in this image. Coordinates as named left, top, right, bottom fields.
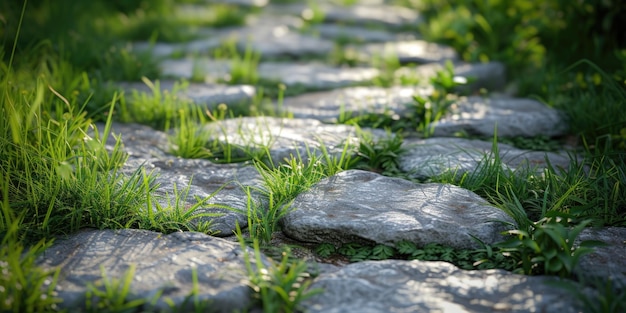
left=84, top=265, right=150, bottom=312
left=118, top=77, right=192, bottom=130
left=237, top=225, right=323, bottom=313
left=496, top=135, right=562, bottom=152
left=1, top=68, right=155, bottom=242
left=553, top=276, right=626, bottom=313
left=548, top=60, right=626, bottom=153
left=85, top=265, right=214, bottom=312
left=0, top=180, right=62, bottom=313
left=244, top=141, right=356, bottom=244
left=353, top=129, right=405, bottom=175
left=495, top=213, right=605, bottom=277
left=315, top=240, right=517, bottom=271
left=134, top=174, right=228, bottom=235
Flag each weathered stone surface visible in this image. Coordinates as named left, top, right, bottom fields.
left=119, top=80, right=256, bottom=110
left=398, top=137, right=574, bottom=179
left=575, top=227, right=626, bottom=289
left=37, top=229, right=266, bottom=312
left=161, top=59, right=379, bottom=90
left=132, top=41, right=187, bottom=58
left=257, top=62, right=380, bottom=89
left=216, top=15, right=334, bottom=58
left=99, top=122, right=170, bottom=160
left=357, top=40, right=458, bottom=64
left=100, top=122, right=263, bottom=236
left=405, top=61, right=507, bottom=93
left=281, top=170, right=514, bottom=249
left=148, top=158, right=263, bottom=236
left=281, top=85, right=433, bottom=122
left=303, top=259, right=584, bottom=313
left=160, top=59, right=232, bottom=82
left=432, top=96, right=568, bottom=138
left=307, top=24, right=406, bottom=43
left=320, top=4, right=422, bottom=27
left=268, top=2, right=421, bottom=28
left=203, top=117, right=385, bottom=165
left=211, top=0, right=269, bottom=7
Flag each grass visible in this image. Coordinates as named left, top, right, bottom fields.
left=2, top=0, right=626, bottom=311
left=236, top=225, right=323, bottom=313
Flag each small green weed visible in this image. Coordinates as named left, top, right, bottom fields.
left=168, top=106, right=215, bottom=159
left=135, top=173, right=228, bottom=235
left=353, top=129, right=405, bottom=175
left=371, top=50, right=403, bottom=88
left=213, top=40, right=261, bottom=86
left=552, top=276, right=626, bottom=313
left=118, top=77, right=191, bottom=130
left=1, top=179, right=62, bottom=313
left=495, top=212, right=605, bottom=277
left=497, top=135, right=562, bottom=152
left=237, top=225, right=323, bottom=313
left=165, top=267, right=214, bottom=313
left=240, top=186, right=293, bottom=245
left=411, top=91, right=456, bottom=137
left=315, top=240, right=516, bottom=271
left=85, top=264, right=150, bottom=313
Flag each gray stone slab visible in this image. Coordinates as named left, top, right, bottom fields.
left=357, top=40, right=458, bottom=64
left=432, top=96, right=568, bottom=138
left=160, top=58, right=232, bottom=82
left=400, top=61, right=507, bottom=93
left=161, top=58, right=379, bottom=90
left=37, top=229, right=265, bottom=312
left=307, top=24, right=406, bottom=43
left=398, top=137, right=574, bottom=179
left=215, top=15, right=334, bottom=58
left=323, top=5, right=421, bottom=27
left=281, top=170, right=514, bottom=249
left=303, top=259, right=585, bottom=313
left=119, top=80, right=255, bottom=110
left=258, top=62, right=380, bottom=89
left=209, top=0, right=269, bottom=7
left=148, top=158, right=263, bottom=236
left=575, top=227, right=626, bottom=289
left=132, top=41, right=182, bottom=58
left=203, top=117, right=385, bottom=165
left=99, top=122, right=264, bottom=236
left=267, top=3, right=421, bottom=28
left=281, top=85, right=433, bottom=122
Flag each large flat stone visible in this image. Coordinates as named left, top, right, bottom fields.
left=575, top=227, right=626, bottom=289
left=160, top=58, right=232, bottom=82
left=281, top=170, right=514, bottom=249
left=100, top=122, right=263, bottom=236
left=398, top=137, right=574, bottom=179
left=403, top=61, right=507, bottom=93
left=357, top=40, right=458, bottom=64
left=148, top=158, right=263, bottom=236
left=37, top=229, right=266, bottom=312
left=306, top=24, right=406, bottom=43
left=119, top=80, right=255, bottom=111
left=211, top=0, right=269, bottom=6
left=257, top=62, right=380, bottom=90
left=220, top=15, right=335, bottom=58
left=161, top=58, right=379, bottom=90
left=281, top=85, right=433, bottom=122
left=303, top=259, right=584, bottom=313
left=203, top=117, right=385, bottom=165
left=432, top=96, right=568, bottom=138
left=319, top=3, right=422, bottom=28
left=268, top=3, right=421, bottom=28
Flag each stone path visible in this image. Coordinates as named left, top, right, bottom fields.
left=37, top=1, right=625, bottom=312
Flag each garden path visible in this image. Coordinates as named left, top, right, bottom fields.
left=37, top=1, right=625, bottom=312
